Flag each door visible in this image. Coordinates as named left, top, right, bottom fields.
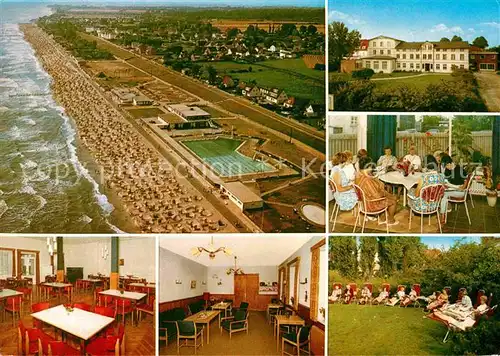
left=17, top=250, right=40, bottom=284
left=425, top=63, right=430, bottom=72
left=234, top=274, right=259, bottom=310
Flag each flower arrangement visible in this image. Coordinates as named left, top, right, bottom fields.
left=396, top=160, right=411, bottom=177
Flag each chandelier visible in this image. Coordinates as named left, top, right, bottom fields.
left=47, top=237, right=57, bottom=256
left=191, top=237, right=232, bottom=259
left=226, top=256, right=244, bottom=275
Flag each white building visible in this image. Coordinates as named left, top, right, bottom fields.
left=358, top=35, right=470, bottom=73
left=220, top=182, right=264, bottom=211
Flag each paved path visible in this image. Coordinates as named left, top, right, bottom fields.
left=371, top=73, right=431, bottom=81
left=474, top=71, right=500, bottom=112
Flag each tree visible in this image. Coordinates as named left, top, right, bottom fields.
left=359, top=237, right=378, bottom=278
left=227, top=28, right=239, bottom=39
left=191, top=63, right=201, bottom=77
left=328, top=22, right=361, bottom=72
left=299, top=25, right=307, bottom=34
left=206, top=65, right=217, bottom=85
left=451, top=35, right=463, bottom=42
left=440, top=37, right=450, bottom=42
left=472, top=36, right=489, bottom=49
left=421, top=115, right=441, bottom=132
left=329, top=237, right=357, bottom=278
left=307, top=25, right=318, bottom=35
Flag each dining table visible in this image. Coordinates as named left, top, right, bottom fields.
left=267, top=303, right=282, bottom=322
left=0, top=289, right=23, bottom=322
left=184, top=310, right=220, bottom=344
left=211, top=301, right=231, bottom=318
left=377, top=171, right=422, bottom=206
left=31, top=304, right=114, bottom=355
left=42, top=282, right=73, bottom=302
left=274, top=315, right=305, bottom=350
left=99, top=289, right=147, bottom=325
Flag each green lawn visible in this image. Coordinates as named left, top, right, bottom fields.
left=197, top=105, right=226, bottom=118
left=183, top=137, right=242, bottom=158
left=374, top=74, right=458, bottom=91
left=329, top=304, right=451, bottom=355
left=204, top=60, right=325, bottom=101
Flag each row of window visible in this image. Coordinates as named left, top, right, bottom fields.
left=479, top=63, right=496, bottom=69
left=364, top=60, right=466, bottom=71
left=397, top=48, right=466, bottom=52
left=395, top=53, right=466, bottom=60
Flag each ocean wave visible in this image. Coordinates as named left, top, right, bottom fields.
left=18, top=184, right=37, bottom=195
left=20, top=159, right=38, bottom=169
left=0, top=200, right=8, bottom=218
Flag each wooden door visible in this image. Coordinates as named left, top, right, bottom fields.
left=234, top=274, right=259, bottom=310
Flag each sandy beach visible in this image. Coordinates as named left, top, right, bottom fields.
left=21, top=24, right=235, bottom=233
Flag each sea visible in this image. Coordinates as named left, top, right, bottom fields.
left=0, top=3, right=121, bottom=233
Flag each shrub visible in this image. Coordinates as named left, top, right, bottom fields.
left=351, top=68, right=375, bottom=80
left=450, top=318, right=500, bottom=355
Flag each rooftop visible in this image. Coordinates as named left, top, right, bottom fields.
left=223, top=181, right=263, bottom=203
left=169, top=104, right=211, bottom=118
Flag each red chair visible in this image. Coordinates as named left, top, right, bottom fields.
left=73, top=303, right=92, bottom=312
left=31, top=302, right=50, bottom=328
left=17, top=320, right=54, bottom=355
left=353, top=183, right=389, bottom=233
left=412, top=284, right=422, bottom=307
left=62, top=286, right=73, bottom=302
left=39, top=339, right=79, bottom=356
left=344, top=283, right=357, bottom=304
left=360, top=283, right=373, bottom=304
left=408, top=184, right=446, bottom=233
left=115, top=299, right=134, bottom=325
left=95, top=306, right=116, bottom=318
left=75, top=279, right=84, bottom=293
left=474, top=289, right=486, bottom=308
left=94, top=287, right=104, bottom=305
left=136, top=294, right=155, bottom=321
left=5, top=295, right=23, bottom=326
left=16, top=287, right=32, bottom=311
left=86, top=324, right=125, bottom=356
left=98, top=295, right=116, bottom=308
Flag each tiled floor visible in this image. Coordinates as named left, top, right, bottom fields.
left=329, top=196, right=500, bottom=233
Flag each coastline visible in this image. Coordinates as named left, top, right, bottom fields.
left=20, top=23, right=234, bottom=233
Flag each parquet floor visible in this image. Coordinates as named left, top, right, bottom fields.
left=0, top=287, right=155, bottom=355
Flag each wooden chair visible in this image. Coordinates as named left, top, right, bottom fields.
left=115, top=299, right=134, bottom=325
left=5, top=295, right=23, bottom=326
left=353, top=183, right=389, bottom=233
left=136, top=294, right=155, bottom=322
left=281, top=325, right=310, bottom=356
left=39, top=339, right=80, bottom=356
left=73, top=303, right=92, bottom=312
left=176, top=320, right=203, bottom=354
left=408, top=184, right=445, bottom=233
left=18, top=320, right=54, bottom=355
left=221, top=309, right=249, bottom=339
left=85, top=324, right=125, bottom=356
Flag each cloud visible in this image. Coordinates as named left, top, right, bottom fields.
left=430, top=23, right=464, bottom=34
left=468, top=28, right=476, bottom=33
left=480, top=22, right=500, bottom=29
left=328, top=10, right=366, bottom=26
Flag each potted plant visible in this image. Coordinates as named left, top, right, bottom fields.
left=482, top=166, right=498, bottom=207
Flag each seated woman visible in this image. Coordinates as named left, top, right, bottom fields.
left=342, top=151, right=356, bottom=183
left=408, top=155, right=446, bottom=214
left=377, top=146, right=398, bottom=171
left=443, top=289, right=473, bottom=315
left=386, top=286, right=406, bottom=306
left=328, top=285, right=342, bottom=302
left=430, top=296, right=489, bottom=332
left=400, top=287, right=418, bottom=307
left=359, top=286, right=372, bottom=305
left=426, top=289, right=449, bottom=311
left=330, top=152, right=358, bottom=213
left=343, top=285, right=352, bottom=304
left=354, top=149, right=368, bottom=172
left=372, top=287, right=389, bottom=305
left=439, top=154, right=468, bottom=220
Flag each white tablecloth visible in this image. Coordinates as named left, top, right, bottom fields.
left=0, top=289, right=23, bottom=300
left=99, top=289, right=147, bottom=301
left=378, top=171, right=422, bottom=190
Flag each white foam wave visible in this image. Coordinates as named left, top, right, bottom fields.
left=0, top=200, right=8, bottom=218
left=20, top=159, right=38, bottom=169
left=18, top=184, right=37, bottom=195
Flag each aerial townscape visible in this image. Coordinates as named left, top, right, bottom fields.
left=7, top=5, right=326, bottom=234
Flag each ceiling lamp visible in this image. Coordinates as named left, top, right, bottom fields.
left=191, top=237, right=232, bottom=260
left=47, top=237, right=57, bottom=256
left=226, top=256, right=244, bottom=275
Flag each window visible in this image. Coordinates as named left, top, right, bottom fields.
left=403, top=54, right=406, bottom=59
left=333, top=127, right=343, bottom=134
left=380, top=41, right=384, bottom=47
left=423, top=54, right=427, bottom=60
left=372, top=49, right=377, bottom=55
left=310, top=239, right=326, bottom=324
left=397, top=54, right=400, bottom=59
left=443, top=64, right=448, bottom=70
left=382, top=61, right=388, bottom=70
left=451, top=54, right=456, bottom=60
left=416, top=63, right=420, bottom=69
left=436, top=48, right=440, bottom=52
left=287, top=257, right=300, bottom=309
left=436, top=54, right=440, bottom=60
left=416, top=54, right=420, bottom=59
left=372, top=41, right=376, bottom=47
left=351, top=116, right=358, bottom=126
left=428, top=54, right=432, bottom=60
left=460, top=49, right=465, bottom=51
left=443, top=54, right=447, bottom=60
left=460, top=64, right=464, bottom=69
left=365, top=61, right=371, bottom=69
left=480, top=63, right=488, bottom=69
left=480, top=55, right=485, bottom=59
left=380, top=49, right=384, bottom=55
left=410, top=63, right=414, bottom=69
left=0, top=248, right=14, bottom=277
left=397, top=62, right=401, bottom=68
left=410, top=54, right=414, bottom=59
left=388, top=50, right=391, bottom=55
left=460, top=54, right=464, bottom=60
left=402, top=63, right=407, bottom=68
left=436, top=63, right=440, bottom=70
left=488, top=64, right=496, bottom=70
left=373, top=61, right=380, bottom=70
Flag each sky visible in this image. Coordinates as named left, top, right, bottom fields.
left=3, top=0, right=324, bottom=7
left=420, top=236, right=482, bottom=250
left=328, top=0, right=500, bottom=46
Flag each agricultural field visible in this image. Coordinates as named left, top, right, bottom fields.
left=205, top=59, right=324, bottom=101
left=140, top=81, right=197, bottom=104
left=81, top=60, right=152, bottom=89
left=197, top=106, right=227, bottom=118
left=126, top=107, right=164, bottom=119
left=209, top=20, right=325, bottom=34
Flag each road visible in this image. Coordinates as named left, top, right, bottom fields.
left=80, top=32, right=326, bottom=153
left=474, top=71, right=500, bottom=112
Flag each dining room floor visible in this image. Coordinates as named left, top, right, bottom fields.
left=330, top=195, right=500, bottom=233
left=160, top=311, right=282, bottom=355
left=0, top=288, right=155, bottom=355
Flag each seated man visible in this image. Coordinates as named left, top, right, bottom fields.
left=403, top=146, right=422, bottom=171
left=377, top=146, right=398, bottom=170
left=400, top=287, right=418, bottom=307
left=328, top=286, right=342, bottom=302
left=372, top=287, right=389, bottom=304
left=355, top=156, right=399, bottom=226
left=359, top=286, right=372, bottom=305
left=386, top=286, right=406, bottom=306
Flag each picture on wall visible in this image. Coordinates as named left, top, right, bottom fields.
left=259, top=281, right=278, bottom=295
left=191, top=280, right=196, bottom=289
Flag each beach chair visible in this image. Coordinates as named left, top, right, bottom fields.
left=329, top=283, right=342, bottom=304
left=349, top=283, right=358, bottom=304
left=474, top=289, right=486, bottom=308
left=373, top=283, right=391, bottom=305
left=401, top=284, right=421, bottom=308
left=359, top=283, right=373, bottom=305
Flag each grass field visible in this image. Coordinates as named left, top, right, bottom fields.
left=182, top=137, right=275, bottom=176
left=197, top=106, right=226, bottom=118
left=126, top=107, right=164, bottom=119
left=329, top=304, right=451, bottom=355
left=205, top=59, right=325, bottom=101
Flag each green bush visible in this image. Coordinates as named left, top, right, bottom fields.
left=450, top=318, right=500, bottom=355
left=351, top=68, right=375, bottom=80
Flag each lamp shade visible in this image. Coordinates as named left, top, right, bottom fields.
left=203, top=292, right=210, bottom=301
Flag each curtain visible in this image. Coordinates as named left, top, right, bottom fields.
left=0, top=250, right=13, bottom=277
left=367, top=115, right=398, bottom=159
left=493, top=116, right=500, bottom=177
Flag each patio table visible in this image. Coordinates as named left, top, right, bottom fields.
left=378, top=171, right=422, bottom=206
left=31, top=304, right=114, bottom=355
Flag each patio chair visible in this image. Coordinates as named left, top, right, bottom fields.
left=328, top=283, right=342, bottom=304
left=412, top=284, right=422, bottom=308
left=330, top=179, right=357, bottom=231
left=372, top=283, right=391, bottom=305
left=281, top=325, right=311, bottom=356
left=221, top=309, right=249, bottom=339
left=353, top=184, right=389, bottom=233
left=474, top=289, right=486, bottom=308
left=445, top=172, right=474, bottom=225
left=357, top=283, right=373, bottom=305
left=176, top=320, right=203, bottom=354
left=408, top=184, right=445, bottom=233
left=345, top=283, right=358, bottom=304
